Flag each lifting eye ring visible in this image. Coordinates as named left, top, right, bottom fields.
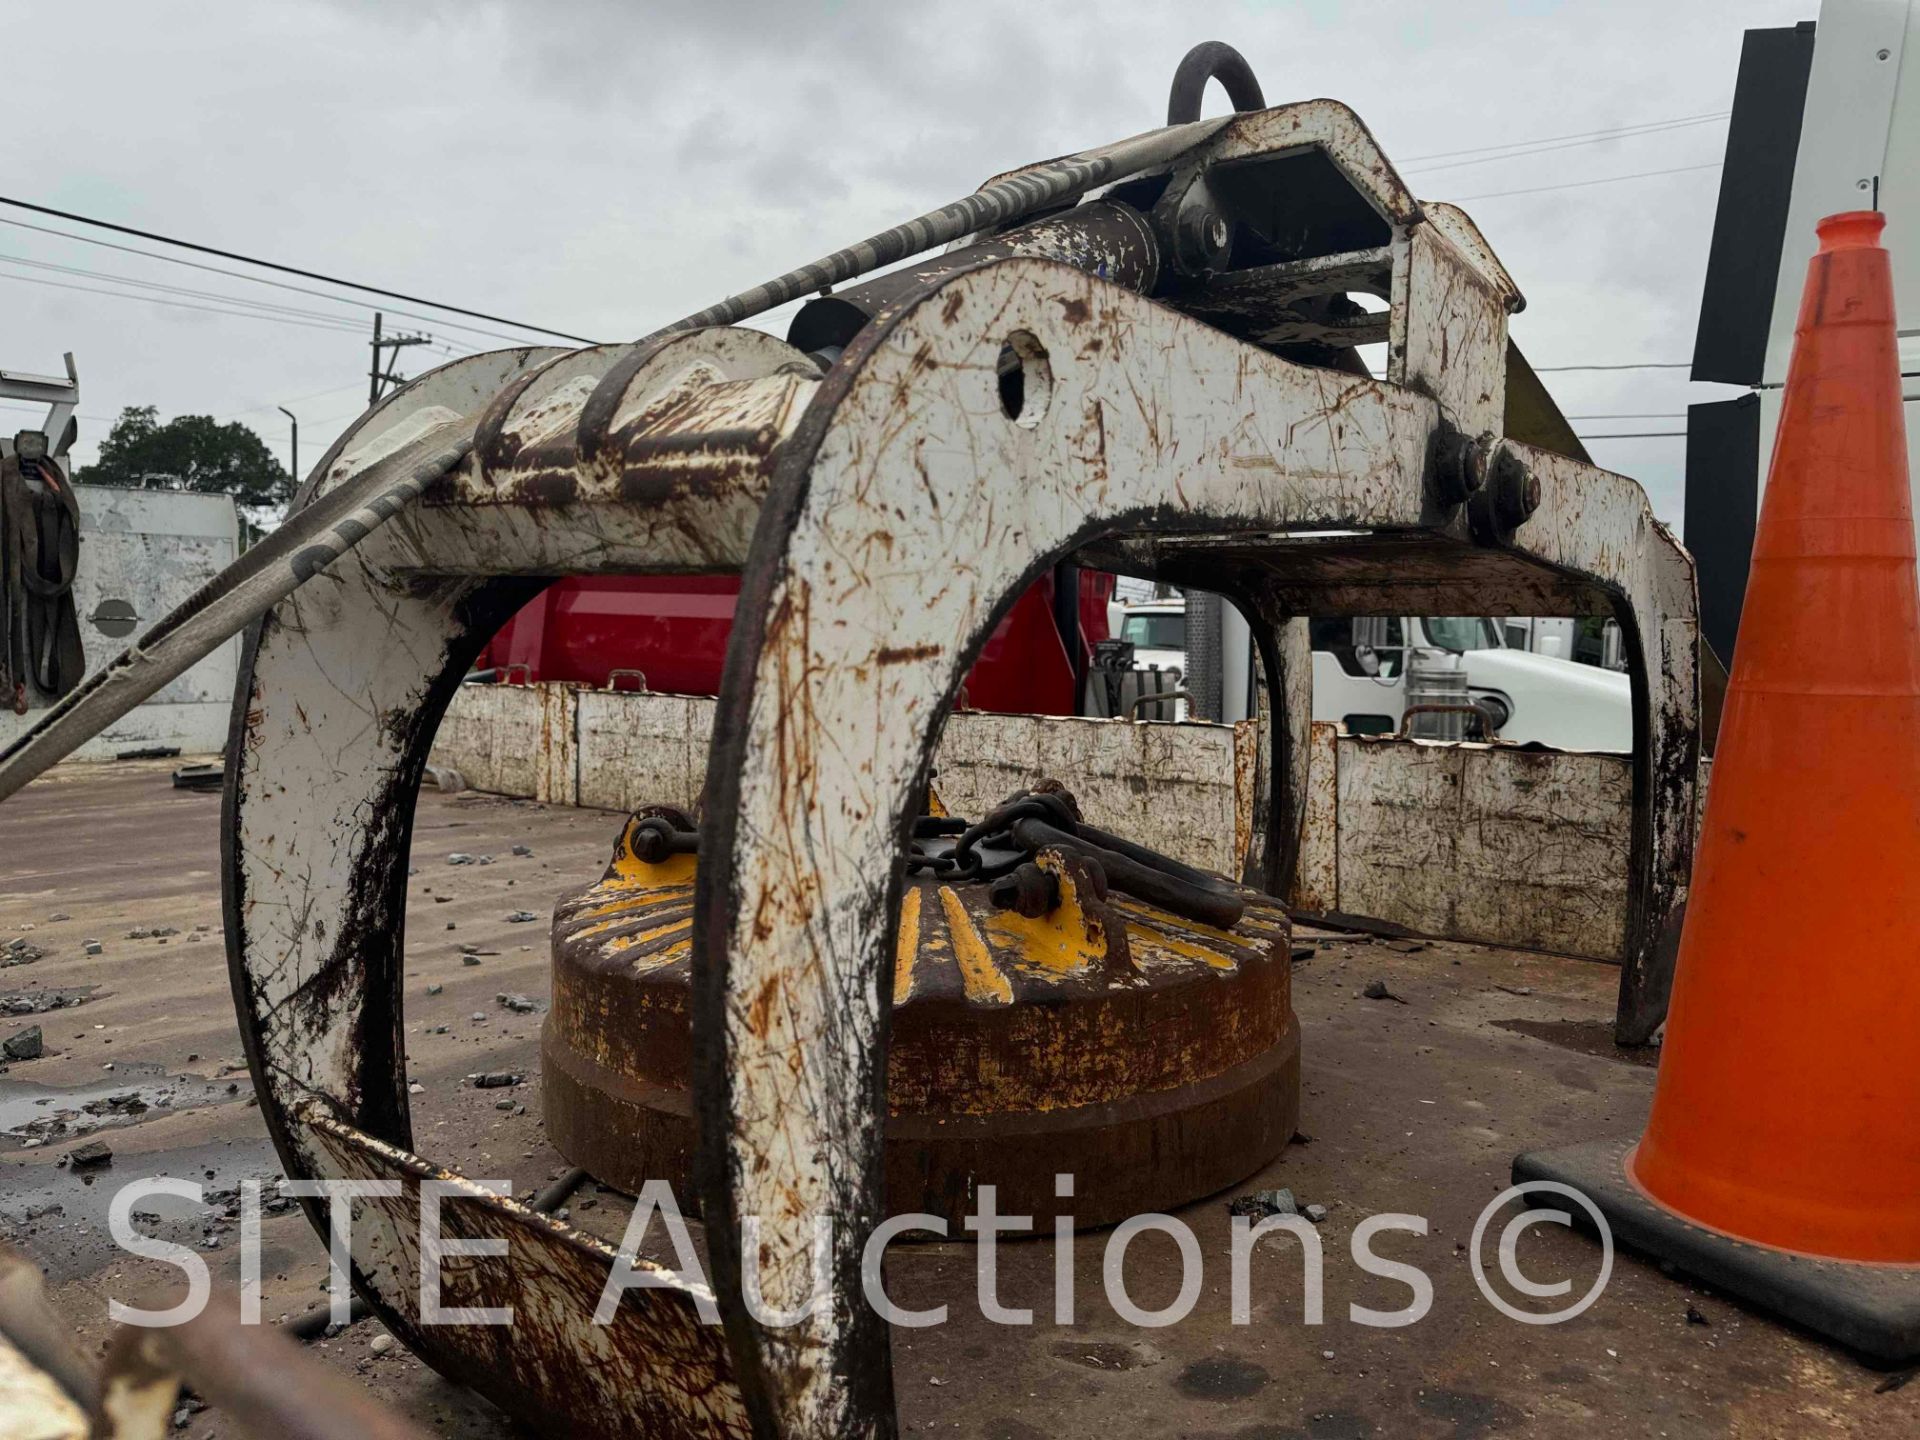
left=1166, top=41, right=1267, bottom=125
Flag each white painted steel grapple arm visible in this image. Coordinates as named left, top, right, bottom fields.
left=16, top=48, right=1703, bottom=1440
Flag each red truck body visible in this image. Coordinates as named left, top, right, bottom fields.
left=478, top=570, right=1113, bottom=715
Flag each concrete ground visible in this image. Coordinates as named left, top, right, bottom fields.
left=0, top=760, right=1913, bottom=1439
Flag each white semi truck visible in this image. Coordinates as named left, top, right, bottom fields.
left=1115, top=600, right=1632, bottom=752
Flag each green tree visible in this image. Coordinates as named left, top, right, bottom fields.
left=76, top=406, right=290, bottom=505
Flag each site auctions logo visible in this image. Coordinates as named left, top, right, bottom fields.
left=104, top=1175, right=1612, bottom=1330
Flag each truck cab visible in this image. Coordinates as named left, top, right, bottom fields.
left=1312, top=614, right=1630, bottom=750
left=1118, top=601, right=1633, bottom=751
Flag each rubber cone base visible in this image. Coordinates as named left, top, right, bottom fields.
left=1514, top=1140, right=1920, bottom=1365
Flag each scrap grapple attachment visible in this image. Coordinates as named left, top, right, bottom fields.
left=0, top=41, right=1700, bottom=1440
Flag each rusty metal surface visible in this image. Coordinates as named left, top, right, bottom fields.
left=1390, top=219, right=1511, bottom=440
left=1171, top=247, right=1392, bottom=350
left=215, top=95, right=1700, bottom=1440
left=383, top=328, right=819, bottom=578
left=544, top=813, right=1298, bottom=1230
left=699, top=239, right=1697, bottom=1429
left=221, top=335, right=791, bottom=1438
left=1488, top=440, right=1701, bottom=1041
left=1330, top=737, right=1636, bottom=960
left=789, top=202, right=1160, bottom=355
left=2, top=1240, right=432, bottom=1440
left=299, top=1107, right=747, bottom=1438
left=1208, top=99, right=1424, bottom=227
left=95, top=1292, right=434, bottom=1440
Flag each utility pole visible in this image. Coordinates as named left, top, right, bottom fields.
left=276, top=406, right=298, bottom=484
left=368, top=311, right=432, bottom=406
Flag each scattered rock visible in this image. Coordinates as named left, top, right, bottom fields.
left=469, top=1072, right=523, bottom=1089
left=511, top=844, right=532, bottom=857
left=3, top=938, right=46, bottom=967
left=1685, top=1304, right=1711, bottom=1327
left=505, top=910, right=538, bottom=924
left=426, top=984, right=443, bottom=996
left=83, top=940, right=104, bottom=956
left=447, top=853, right=475, bottom=865
left=0, top=987, right=95, bottom=1016
left=408, top=1083, right=425, bottom=1095
left=497, top=993, right=537, bottom=1014
left=462, top=955, right=482, bottom=967
left=1227, top=1188, right=1296, bottom=1219
left=1384, top=939, right=1426, bottom=953
left=1495, top=983, right=1534, bottom=997
left=1304, top=1203, right=1329, bottom=1224
left=47, top=913, right=70, bottom=923
left=370, top=1333, right=395, bottom=1356
left=494, top=1099, right=515, bottom=1111
left=3, top=1026, right=43, bottom=1061
left=67, top=1139, right=113, bottom=1169
left=1362, top=979, right=1409, bottom=1004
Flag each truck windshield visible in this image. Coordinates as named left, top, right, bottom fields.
left=1122, top=613, right=1186, bottom=650
left=1422, top=616, right=1502, bottom=651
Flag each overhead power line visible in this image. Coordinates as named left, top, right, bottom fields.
left=1450, top=161, right=1721, bottom=203
left=0, top=194, right=598, bottom=345
left=1396, top=109, right=1730, bottom=166
left=0, top=269, right=373, bottom=335
left=217, top=381, right=375, bottom=422
left=1564, top=411, right=1687, bottom=419
left=0, top=251, right=386, bottom=330
left=1577, top=430, right=1688, bottom=439
left=1402, top=113, right=1730, bottom=176
left=0, top=215, right=548, bottom=348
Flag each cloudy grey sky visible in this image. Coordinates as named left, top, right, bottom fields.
left=8, top=0, right=1814, bottom=527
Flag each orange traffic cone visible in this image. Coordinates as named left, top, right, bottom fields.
left=1517, top=210, right=1920, bottom=1363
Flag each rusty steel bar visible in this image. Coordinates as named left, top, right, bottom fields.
left=97, top=1296, right=430, bottom=1440
left=659, top=116, right=1226, bottom=338
left=1006, top=815, right=1245, bottom=928
left=787, top=202, right=1160, bottom=355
